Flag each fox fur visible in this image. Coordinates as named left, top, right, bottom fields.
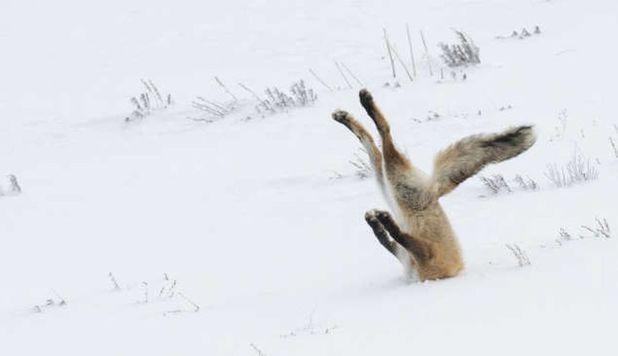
left=332, top=89, right=536, bottom=281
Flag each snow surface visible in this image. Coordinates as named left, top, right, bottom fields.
left=1, top=0, right=617, bottom=355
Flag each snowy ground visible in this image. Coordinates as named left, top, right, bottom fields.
left=1, top=0, right=617, bottom=355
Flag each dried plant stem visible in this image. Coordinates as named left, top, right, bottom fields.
left=214, top=76, right=238, bottom=102
left=108, top=272, right=121, bottom=291
left=610, top=137, right=618, bottom=158
left=250, top=343, right=266, bottom=356
left=308, top=69, right=333, bottom=92
left=420, top=30, right=433, bottom=76
left=177, top=292, right=200, bottom=312
left=341, top=62, right=364, bottom=86
left=505, top=244, right=530, bottom=267
left=391, top=46, right=414, bottom=82
left=334, top=61, right=353, bottom=89
left=406, top=24, right=417, bottom=77
left=238, top=83, right=264, bottom=102
left=383, top=28, right=397, bottom=80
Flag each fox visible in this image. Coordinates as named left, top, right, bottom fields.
left=332, top=89, right=536, bottom=281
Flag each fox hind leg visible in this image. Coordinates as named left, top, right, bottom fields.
left=364, top=210, right=407, bottom=262
left=372, top=209, right=434, bottom=262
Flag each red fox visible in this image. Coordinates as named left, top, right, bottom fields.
left=332, top=89, right=536, bottom=281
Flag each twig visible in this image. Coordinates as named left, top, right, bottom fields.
left=420, top=30, right=433, bottom=76
left=238, top=83, right=264, bottom=102
left=406, top=24, right=417, bottom=77
left=610, top=137, right=618, bottom=158
left=8, top=174, right=21, bottom=193
left=341, top=63, right=364, bottom=87
left=250, top=343, right=266, bottom=356
left=108, top=272, right=121, bottom=291
left=159, top=279, right=177, bottom=298
left=52, top=289, right=68, bottom=306
left=191, top=101, right=225, bottom=117
left=334, top=61, right=352, bottom=89
left=148, top=79, right=166, bottom=108
left=215, top=76, right=238, bottom=102
left=308, top=69, right=333, bottom=92
left=140, top=281, right=149, bottom=304
left=177, top=292, right=200, bottom=312
left=505, top=243, right=530, bottom=267
left=391, top=46, right=414, bottom=82
left=383, top=28, right=397, bottom=80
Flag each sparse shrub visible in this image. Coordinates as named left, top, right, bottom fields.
left=480, top=175, right=511, bottom=194
left=556, top=227, right=574, bottom=245
left=0, top=174, right=21, bottom=197
left=557, top=217, right=611, bottom=245
left=505, top=243, right=531, bottom=267
left=250, top=343, right=267, bottom=356
left=496, top=26, right=541, bottom=40
left=581, top=217, right=611, bottom=239
left=254, top=80, right=317, bottom=117
left=513, top=174, right=538, bottom=190
left=108, top=272, right=121, bottom=291
left=328, top=149, right=373, bottom=181
left=349, top=150, right=373, bottom=179
left=439, top=30, right=480, bottom=68
left=125, top=79, right=173, bottom=122
left=107, top=273, right=199, bottom=315
left=549, top=109, right=568, bottom=142
left=480, top=174, right=537, bottom=195
left=190, top=97, right=241, bottom=123
left=280, top=310, right=337, bottom=338
left=32, top=291, right=67, bottom=313
left=610, top=137, right=618, bottom=158
left=545, top=151, right=599, bottom=188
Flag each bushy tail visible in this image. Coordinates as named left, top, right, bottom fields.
left=430, top=125, right=536, bottom=197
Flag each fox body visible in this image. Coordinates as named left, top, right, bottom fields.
left=333, top=90, right=536, bottom=281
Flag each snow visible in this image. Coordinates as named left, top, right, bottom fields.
left=1, top=0, right=617, bottom=355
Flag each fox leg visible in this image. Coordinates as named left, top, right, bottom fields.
left=364, top=210, right=400, bottom=258
left=332, top=110, right=387, bottom=199
left=371, top=210, right=433, bottom=261
left=358, top=89, right=433, bottom=210
left=358, top=89, right=411, bottom=170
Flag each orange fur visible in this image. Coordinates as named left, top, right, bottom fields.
left=333, top=89, right=536, bottom=281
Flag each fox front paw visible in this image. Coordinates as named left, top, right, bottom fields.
left=373, top=210, right=391, bottom=221
left=332, top=109, right=351, bottom=124
left=364, top=210, right=381, bottom=228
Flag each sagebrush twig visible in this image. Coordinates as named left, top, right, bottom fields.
left=383, top=28, right=397, bottom=80
left=308, top=69, right=333, bottom=92
left=505, top=244, right=530, bottom=267
left=215, top=76, right=238, bottom=102
left=341, top=62, right=364, bottom=87
left=335, top=61, right=352, bottom=89
left=420, top=30, right=433, bottom=76
left=406, top=24, right=417, bottom=77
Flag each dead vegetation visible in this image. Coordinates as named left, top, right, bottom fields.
left=505, top=243, right=531, bottom=267
left=556, top=217, right=611, bottom=245
left=544, top=152, right=599, bottom=188
left=0, top=174, right=22, bottom=197
left=439, top=30, right=480, bottom=68
left=479, top=174, right=538, bottom=195
left=125, top=79, right=173, bottom=122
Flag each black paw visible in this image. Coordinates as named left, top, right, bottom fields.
left=359, top=89, right=375, bottom=116
left=332, top=110, right=351, bottom=123
left=364, top=210, right=378, bottom=223
left=374, top=210, right=390, bottom=221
